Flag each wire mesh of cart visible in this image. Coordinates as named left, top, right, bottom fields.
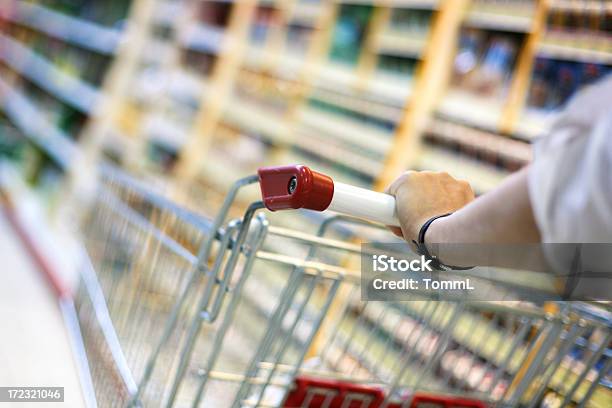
left=74, top=164, right=612, bottom=408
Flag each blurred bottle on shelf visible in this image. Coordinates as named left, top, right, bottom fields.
left=526, top=1, right=611, bottom=112
left=329, top=4, right=372, bottom=66
left=528, top=59, right=609, bottom=111
left=453, top=29, right=521, bottom=99
left=39, top=0, right=130, bottom=28
left=251, top=4, right=278, bottom=45
left=196, top=0, right=231, bottom=28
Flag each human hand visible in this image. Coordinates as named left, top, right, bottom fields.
left=385, top=171, right=475, bottom=242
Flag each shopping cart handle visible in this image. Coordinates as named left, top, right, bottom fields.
left=257, top=165, right=399, bottom=226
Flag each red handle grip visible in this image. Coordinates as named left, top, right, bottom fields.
left=258, top=165, right=334, bottom=212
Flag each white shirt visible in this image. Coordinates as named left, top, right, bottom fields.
left=529, top=75, right=612, bottom=243
left=528, top=74, right=612, bottom=299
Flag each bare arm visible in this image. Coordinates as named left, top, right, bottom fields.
left=386, top=166, right=546, bottom=269
left=427, top=166, right=540, bottom=244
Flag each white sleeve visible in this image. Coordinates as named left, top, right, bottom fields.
left=528, top=76, right=612, bottom=243
left=527, top=76, right=612, bottom=299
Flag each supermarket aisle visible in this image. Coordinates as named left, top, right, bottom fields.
left=0, top=211, right=84, bottom=406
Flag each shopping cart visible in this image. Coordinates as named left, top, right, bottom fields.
left=74, top=164, right=612, bottom=407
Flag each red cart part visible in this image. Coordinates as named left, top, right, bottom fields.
left=283, top=377, right=487, bottom=408
left=283, top=376, right=385, bottom=408
left=258, top=165, right=334, bottom=212
left=406, top=393, right=488, bottom=408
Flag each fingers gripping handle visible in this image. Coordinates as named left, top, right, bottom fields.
left=258, top=165, right=400, bottom=226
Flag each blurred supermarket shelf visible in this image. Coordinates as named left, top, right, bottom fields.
left=0, top=1, right=121, bottom=54
left=515, top=108, right=558, bottom=140
left=153, top=0, right=182, bottom=27
left=419, top=146, right=509, bottom=193
left=463, top=10, right=533, bottom=33
left=391, top=0, right=440, bottom=9
left=0, top=76, right=77, bottom=168
left=0, top=34, right=100, bottom=113
left=180, top=22, right=226, bottom=55
left=298, top=106, right=392, bottom=155
left=537, top=42, right=612, bottom=66
left=437, top=90, right=505, bottom=134
left=224, top=96, right=293, bottom=146
left=376, top=31, right=427, bottom=59
left=310, top=87, right=403, bottom=123
left=549, top=0, right=612, bottom=13
left=3, top=0, right=610, bottom=202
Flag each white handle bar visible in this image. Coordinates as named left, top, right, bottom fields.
left=329, top=182, right=399, bottom=226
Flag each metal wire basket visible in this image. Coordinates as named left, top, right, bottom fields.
left=74, top=164, right=611, bottom=408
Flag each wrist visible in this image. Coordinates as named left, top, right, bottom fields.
left=409, top=216, right=439, bottom=243
left=423, top=215, right=447, bottom=245
left=411, top=213, right=452, bottom=271
left=414, top=213, right=451, bottom=245
left=413, top=213, right=473, bottom=271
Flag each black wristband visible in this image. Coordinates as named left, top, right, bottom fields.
left=412, top=213, right=473, bottom=271
left=418, top=213, right=452, bottom=245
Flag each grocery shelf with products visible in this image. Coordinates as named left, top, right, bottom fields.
left=1, top=1, right=611, bottom=407
left=6, top=3, right=608, bottom=190
left=518, top=0, right=611, bottom=137
left=0, top=0, right=132, bottom=197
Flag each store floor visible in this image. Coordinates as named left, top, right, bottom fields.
left=0, top=211, right=85, bottom=406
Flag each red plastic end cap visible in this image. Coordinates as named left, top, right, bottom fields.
left=258, top=165, right=334, bottom=212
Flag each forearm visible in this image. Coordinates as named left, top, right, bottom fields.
left=427, top=166, right=541, bottom=244
left=425, top=166, right=546, bottom=270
